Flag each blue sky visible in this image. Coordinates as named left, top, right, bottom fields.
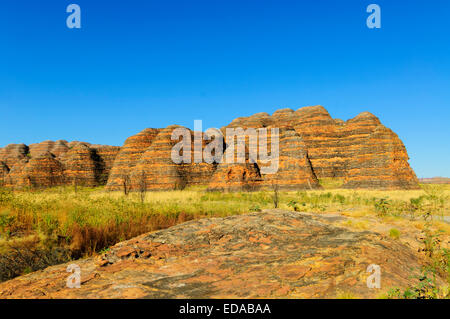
left=0, top=0, right=449, bottom=177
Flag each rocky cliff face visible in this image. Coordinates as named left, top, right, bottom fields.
left=0, top=141, right=120, bottom=189
left=0, top=105, right=419, bottom=190
left=0, top=161, right=10, bottom=186
left=106, top=128, right=161, bottom=190
left=217, top=105, right=419, bottom=189
left=0, top=144, right=29, bottom=169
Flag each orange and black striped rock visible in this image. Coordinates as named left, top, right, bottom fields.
left=342, top=126, right=419, bottom=189
left=262, top=128, right=321, bottom=190
left=1, top=141, right=120, bottom=189
left=177, top=130, right=220, bottom=187
left=3, top=159, right=27, bottom=188
left=207, top=162, right=263, bottom=192
left=1, top=105, right=419, bottom=190
left=5, top=152, right=65, bottom=188
left=106, top=126, right=220, bottom=191
left=208, top=126, right=321, bottom=191
left=28, top=140, right=69, bottom=158
left=0, top=144, right=29, bottom=170
left=0, top=161, right=9, bottom=186
left=60, top=142, right=100, bottom=187
left=130, top=126, right=187, bottom=191
left=130, top=126, right=218, bottom=191
left=106, top=128, right=161, bottom=190
left=291, top=107, right=419, bottom=189
left=229, top=105, right=418, bottom=189
left=207, top=133, right=263, bottom=191
left=90, top=145, right=121, bottom=184
left=291, top=106, right=346, bottom=178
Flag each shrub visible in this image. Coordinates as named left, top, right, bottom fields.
left=0, top=237, right=70, bottom=282
left=374, top=198, right=390, bottom=217
left=389, top=228, right=401, bottom=239
left=287, top=200, right=298, bottom=211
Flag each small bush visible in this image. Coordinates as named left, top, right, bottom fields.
left=0, top=237, right=70, bottom=282
left=389, top=228, right=401, bottom=239
left=374, top=198, right=390, bottom=217
left=287, top=200, right=298, bottom=211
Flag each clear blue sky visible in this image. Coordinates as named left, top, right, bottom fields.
left=0, top=0, right=449, bottom=177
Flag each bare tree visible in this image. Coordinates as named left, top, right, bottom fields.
left=272, top=182, right=279, bottom=208
left=122, top=174, right=131, bottom=196
left=138, top=170, right=147, bottom=203
left=26, top=176, right=36, bottom=190
left=73, top=176, right=79, bottom=194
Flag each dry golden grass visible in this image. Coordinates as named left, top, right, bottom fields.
left=0, top=183, right=448, bottom=284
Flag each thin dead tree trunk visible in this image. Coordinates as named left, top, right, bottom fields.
left=138, top=170, right=146, bottom=203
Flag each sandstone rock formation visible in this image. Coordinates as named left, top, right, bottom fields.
left=130, top=126, right=190, bottom=191
left=0, top=144, right=29, bottom=169
left=0, top=210, right=436, bottom=299
left=109, top=126, right=219, bottom=191
left=0, top=161, right=9, bottom=186
left=106, top=128, right=161, bottom=190
left=6, top=152, right=65, bottom=188
left=0, top=105, right=419, bottom=190
left=0, top=141, right=120, bottom=189
left=90, top=145, right=122, bottom=183
left=218, top=105, right=419, bottom=189
left=29, top=140, right=69, bottom=158
left=207, top=160, right=262, bottom=192
left=60, top=143, right=101, bottom=187
left=342, top=126, right=419, bottom=189
left=262, top=128, right=320, bottom=190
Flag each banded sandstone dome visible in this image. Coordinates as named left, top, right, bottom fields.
left=0, top=106, right=419, bottom=190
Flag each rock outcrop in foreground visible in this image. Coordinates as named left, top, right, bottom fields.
left=0, top=105, right=419, bottom=190
left=0, top=210, right=431, bottom=299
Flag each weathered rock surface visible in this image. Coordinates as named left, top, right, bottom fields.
left=130, top=126, right=190, bottom=191
left=0, top=105, right=419, bottom=190
left=261, top=128, right=321, bottom=190
left=0, top=161, right=10, bottom=186
left=29, top=140, right=69, bottom=158
left=90, top=145, right=121, bottom=183
left=0, top=141, right=120, bottom=189
left=0, top=210, right=433, bottom=299
left=60, top=143, right=101, bottom=187
left=342, top=126, right=419, bottom=189
left=5, top=152, right=65, bottom=188
left=0, top=144, right=29, bottom=169
left=220, top=105, right=419, bottom=189
left=106, top=128, right=161, bottom=190
left=207, top=161, right=262, bottom=192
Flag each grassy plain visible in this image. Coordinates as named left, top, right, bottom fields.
left=0, top=183, right=449, bottom=296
